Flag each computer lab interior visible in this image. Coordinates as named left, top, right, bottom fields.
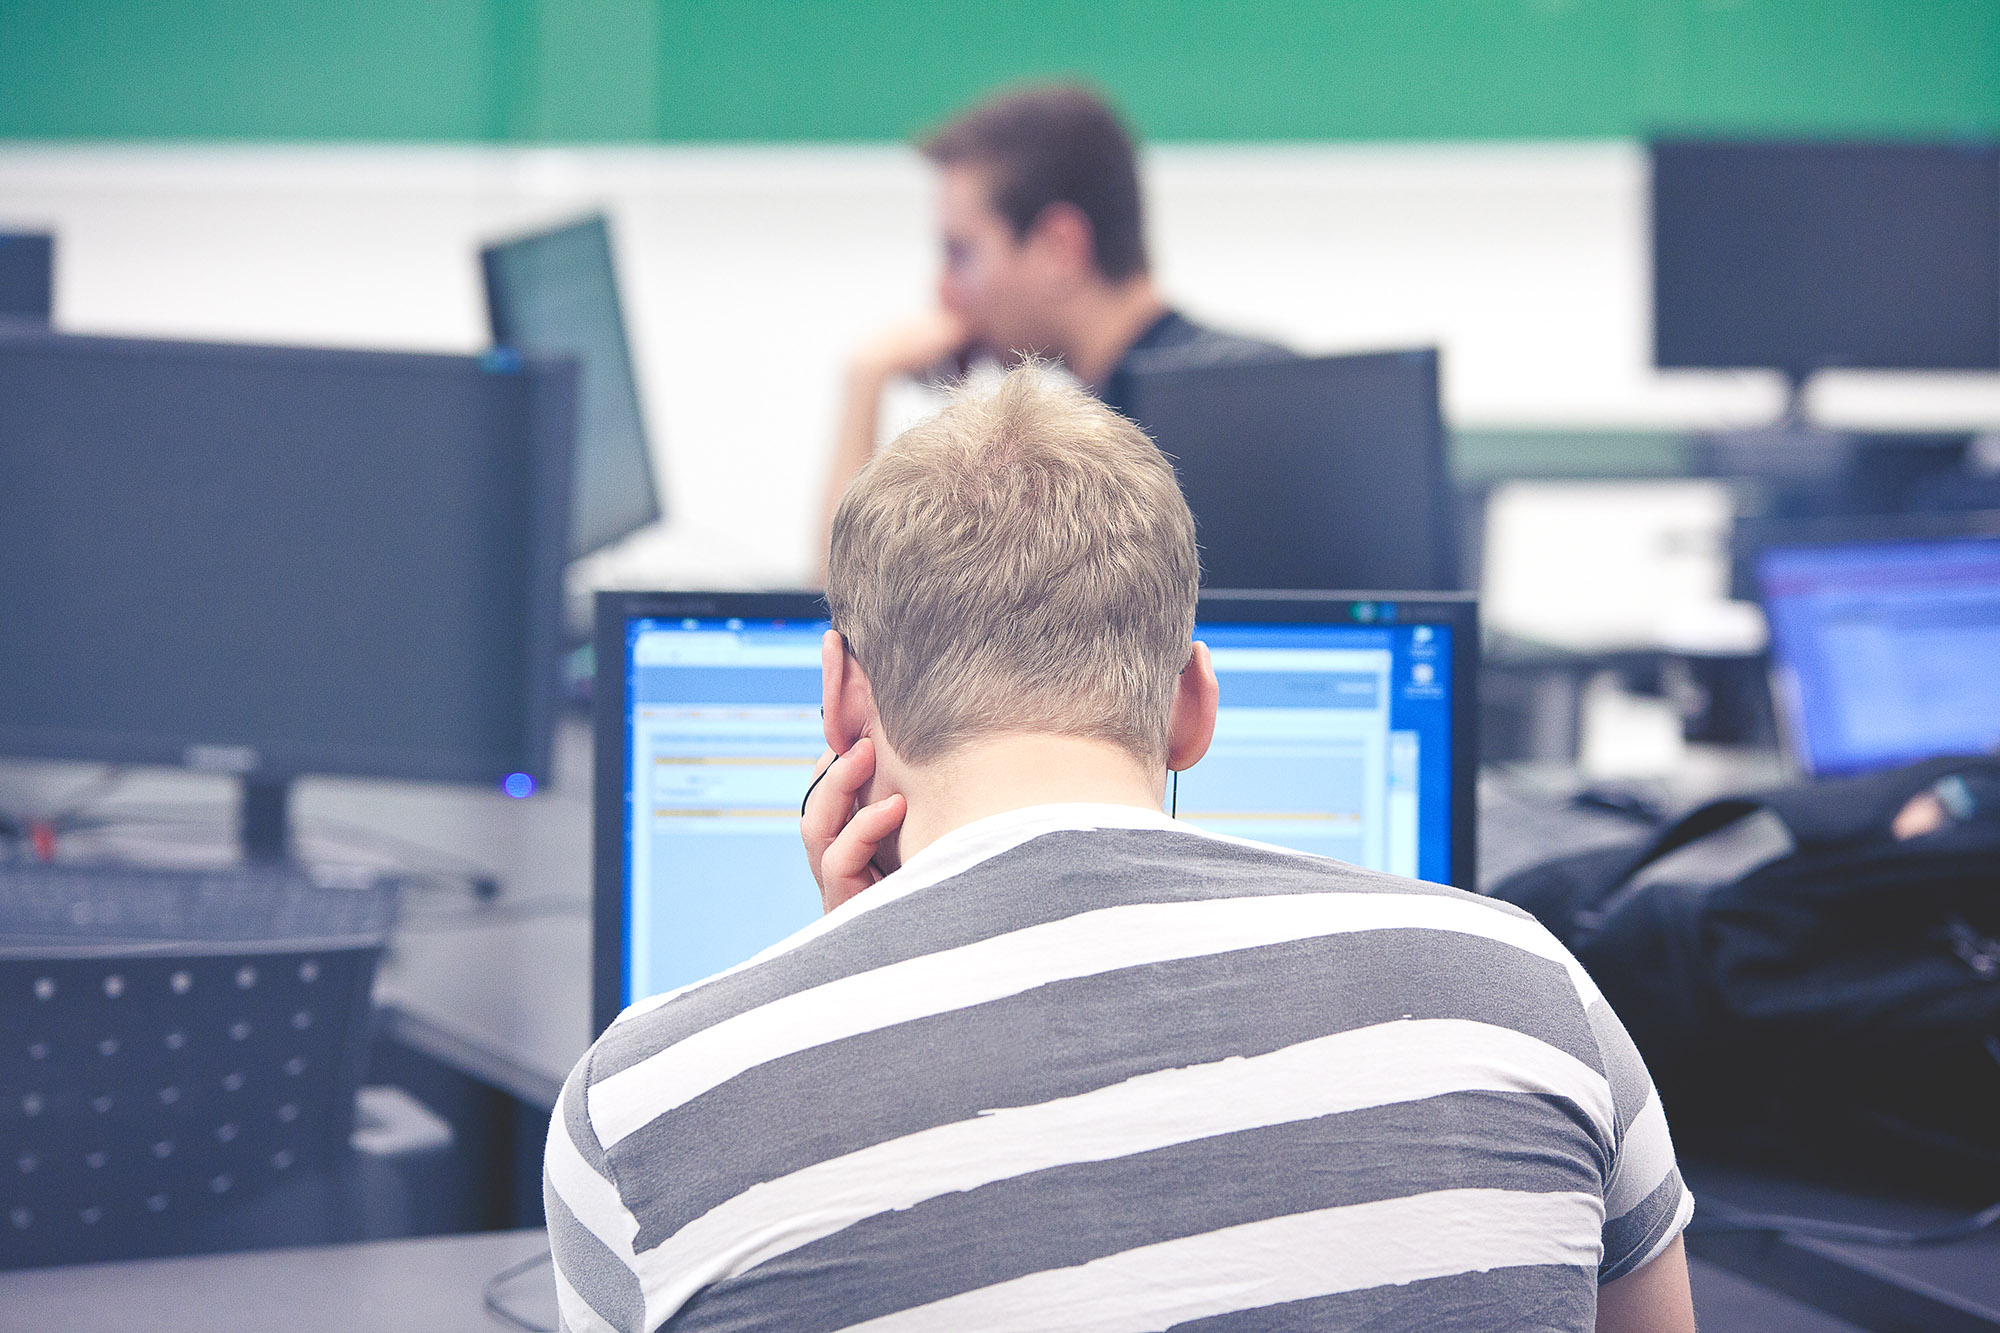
left=3, top=6, right=2000, bottom=1331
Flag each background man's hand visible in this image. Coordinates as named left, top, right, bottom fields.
left=852, top=308, right=974, bottom=387
left=801, top=737, right=907, bottom=913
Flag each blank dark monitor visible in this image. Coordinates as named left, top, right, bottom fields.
left=0, top=231, right=54, bottom=323
left=483, top=213, right=663, bottom=558
left=0, top=329, right=576, bottom=812
left=1652, top=139, right=2000, bottom=378
left=593, top=588, right=1476, bottom=1031
left=1123, top=349, right=1456, bottom=591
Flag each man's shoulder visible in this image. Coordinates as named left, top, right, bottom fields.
left=1118, top=309, right=1295, bottom=375
left=999, top=822, right=1512, bottom=909
left=575, top=823, right=1570, bottom=1101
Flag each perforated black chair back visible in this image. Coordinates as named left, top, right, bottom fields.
left=0, top=865, right=395, bottom=1268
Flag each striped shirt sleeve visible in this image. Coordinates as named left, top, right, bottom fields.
left=1587, top=996, right=1695, bottom=1282
left=545, top=1051, right=647, bottom=1333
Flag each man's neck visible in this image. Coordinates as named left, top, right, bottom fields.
left=883, top=733, right=1166, bottom=869
left=1056, top=276, right=1169, bottom=388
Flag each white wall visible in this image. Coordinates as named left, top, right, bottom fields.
left=5, top=142, right=1997, bottom=587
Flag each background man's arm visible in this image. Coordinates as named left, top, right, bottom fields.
left=816, top=310, right=970, bottom=579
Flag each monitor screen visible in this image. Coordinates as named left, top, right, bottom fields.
left=1172, top=618, right=1457, bottom=885
left=483, top=213, right=663, bottom=558
left=1652, top=139, right=2000, bottom=377
left=598, top=592, right=1474, bottom=1024
left=0, top=330, right=575, bottom=786
left=1758, top=536, right=2000, bottom=775
left=1124, top=350, right=1456, bottom=591
left=0, top=231, right=54, bottom=324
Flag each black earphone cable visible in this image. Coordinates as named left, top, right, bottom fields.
left=483, top=1246, right=556, bottom=1332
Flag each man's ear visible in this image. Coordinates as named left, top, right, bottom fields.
left=1025, top=201, right=1097, bottom=281
left=821, top=629, right=876, bottom=753
left=1167, top=641, right=1219, bottom=772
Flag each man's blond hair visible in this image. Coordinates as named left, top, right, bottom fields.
left=826, top=366, right=1199, bottom=767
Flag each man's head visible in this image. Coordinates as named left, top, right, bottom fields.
left=920, top=84, right=1149, bottom=358
left=825, top=366, right=1200, bottom=772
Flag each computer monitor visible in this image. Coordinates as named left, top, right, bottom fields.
left=593, top=589, right=1476, bottom=1031
left=483, top=213, right=663, bottom=558
left=0, top=329, right=577, bottom=856
left=0, top=231, right=54, bottom=324
left=1652, top=139, right=2000, bottom=384
left=1122, top=349, right=1457, bottom=591
left=1754, top=521, right=2000, bottom=777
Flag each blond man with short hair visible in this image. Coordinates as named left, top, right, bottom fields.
left=548, top=369, right=1696, bottom=1333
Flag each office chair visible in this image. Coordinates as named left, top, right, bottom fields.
left=1, top=865, right=397, bottom=1269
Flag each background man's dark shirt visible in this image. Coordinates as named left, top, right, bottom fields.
left=1098, top=309, right=1293, bottom=420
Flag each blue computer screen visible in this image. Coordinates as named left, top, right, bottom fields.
left=621, top=615, right=1455, bottom=1006
left=1759, top=537, right=2000, bottom=775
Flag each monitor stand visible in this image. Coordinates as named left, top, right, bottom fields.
left=239, top=776, right=294, bottom=862
left=1700, top=371, right=1857, bottom=486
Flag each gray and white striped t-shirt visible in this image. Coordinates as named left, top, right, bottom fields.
left=547, top=803, right=1692, bottom=1333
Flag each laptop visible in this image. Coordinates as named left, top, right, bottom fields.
left=1753, top=517, right=2000, bottom=777
left=593, top=590, right=1477, bottom=1031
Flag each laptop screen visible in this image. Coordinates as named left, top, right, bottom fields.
left=615, top=606, right=1463, bottom=1011
left=1759, top=536, right=2000, bottom=775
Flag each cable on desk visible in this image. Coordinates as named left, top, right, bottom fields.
left=483, top=1245, right=557, bottom=1332
left=1689, top=1195, right=2000, bottom=1248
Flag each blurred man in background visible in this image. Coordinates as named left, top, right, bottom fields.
left=819, top=82, right=1287, bottom=550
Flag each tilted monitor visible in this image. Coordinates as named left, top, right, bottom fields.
left=483, top=213, right=663, bottom=557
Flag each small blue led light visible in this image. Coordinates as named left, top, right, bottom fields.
left=502, top=772, right=535, bottom=799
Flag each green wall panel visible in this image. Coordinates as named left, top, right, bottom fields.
left=0, top=0, right=510, bottom=139
left=2, top=0, right=1995, bottom=143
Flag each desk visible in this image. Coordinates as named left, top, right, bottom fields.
left=320, top=717, right=596, bottom=1113
left=0, top=719, right=596, bottom=1230
left=0, top=1226, right=1870, bottom=1333
left=0, top=717, right=598, bottom=1114
left=6, top=727, right=1994, bottom=1330
left=0, top=1228, right=556, bottom=1332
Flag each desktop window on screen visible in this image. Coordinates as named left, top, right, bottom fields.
left=1760, top=538, right=2000, bottom=775
left=620, top=616, right=1455, bottom=1007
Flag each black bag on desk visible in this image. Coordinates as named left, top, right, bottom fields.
left=1492, top=755, right=2000, bottom=1200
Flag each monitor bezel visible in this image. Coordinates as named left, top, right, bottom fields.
left=0, top=327, right=575, bottom=789
left=592, top=587, right=1479, bottom=1035
left=482, top=211, right=666, bottom=556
